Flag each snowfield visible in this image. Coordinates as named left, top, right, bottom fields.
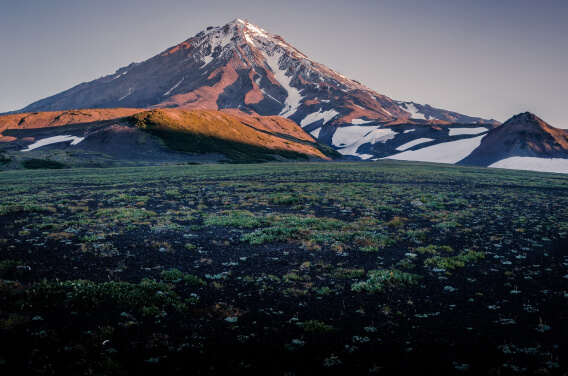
left=351, top=118, right=374, bottom=125
left=300, top=109, right=339, bottom=127
left=336, top=127, right=397, bottom=160
left=22, top=136, right=85, bottom=152
left=386, top=135, right=485, bottom=164
left=200, top=26, right=236, bottom=67
left=489, top=157, right=568, bottom=174
left=396, top=138, right=434, bottom=151
left=333, top=126, right=387, bottom=148
left=448, top=127, right=488, bottom=136
left=398, top=102, right=426, bottom=120
left=263, top=49, right=304, bottom=117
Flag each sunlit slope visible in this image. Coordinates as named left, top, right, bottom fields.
left=130, top=109, right=335, bottom=162
left=0, top=108, right=337, bottom=165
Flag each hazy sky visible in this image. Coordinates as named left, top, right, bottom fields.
left=1, top=0, right=567, bottom=127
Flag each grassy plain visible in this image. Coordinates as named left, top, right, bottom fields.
left=0, top=161, right=566, bottom=375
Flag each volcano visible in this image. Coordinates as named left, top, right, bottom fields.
left=15, top=20, right=497, bottom=132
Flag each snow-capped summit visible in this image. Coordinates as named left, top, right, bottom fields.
left=13, top=19, right=499, bottom=160
left=15, top=19, right=495, bottom=122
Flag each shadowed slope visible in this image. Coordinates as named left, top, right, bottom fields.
left=459, top=112, right=568, bottom=166
left=0, top=108, right=335, bottom=167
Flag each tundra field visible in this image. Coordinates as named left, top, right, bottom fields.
left=0, top=161, right=566, bottom=375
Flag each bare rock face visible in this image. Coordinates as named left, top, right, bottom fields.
left=13, top=19, right=497, bottom=134
left=459, top=112, right=568, bottom=166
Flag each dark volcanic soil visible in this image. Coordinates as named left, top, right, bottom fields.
left=0, top=162, right=566, bottom=375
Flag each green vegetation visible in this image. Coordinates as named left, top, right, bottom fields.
left=268, top=193, right=304, bottom=205
left=0, top=160, right=565, bottom=376
left=332, top=268, right=365, bottom=279
left=415, top=245, right=454, bottom=254
left=424, top=250, right=486, bottom=270
left=0, top=203, right=49, bottom=216
left=3, top=279, right=189, bottom=312
left=21, top=158, right=67, bottom=169
left=298, top=320, right=336, bottom=334
left=242, top=214, right=344, bottom=245
left=351, top=269, right=420, bottom=293
left=0, top=153, right=11, bottom=166
left=160, top=268, right=207, bottom=286
left=95, top=207, right=156, bottom=221
left=0, top=260, right=26, bottom=278
left=205, top=210, right=265, bottom=228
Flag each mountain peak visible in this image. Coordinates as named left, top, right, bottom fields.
left=503, top=111, right=549, bottom=129
left=512, top=111, right=540, bottom=121
left=13, top=18, right=499, bottom=159
left=459, top=111, right=568, bottom=166
left=197, top=19, right=268, bottom=40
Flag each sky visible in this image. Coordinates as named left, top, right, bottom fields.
left=1, top=0, right=567, bottom=127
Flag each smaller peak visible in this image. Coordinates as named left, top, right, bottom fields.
left=503, top=111, right=548, bottom=128
left=511, top=112, right=541, bottom=122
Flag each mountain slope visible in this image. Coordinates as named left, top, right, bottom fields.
left=459, top=112, right=568, bottom=166
left=130, top=108, right=335, bottom=162
left=0, top=108, right=334, bottom=168
left=0, top=108, right=142, bottom=135
left=14, top=20, right=498, bottom=136
left=378, top=112, right=568, bottom=173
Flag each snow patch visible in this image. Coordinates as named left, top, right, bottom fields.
left=263, top=49, right=304, bottom=117
left=386, top=135, right=485, bottom=164
left=261, top=89, right=281, bottom=103
left=200, top=28, right=235, bottom=67
left=109, top=71, right=127, bottom=82
left=448, top=127, right=488, bottom=136
left=404, top=129, right=415, bottom=133
left=396, top=138, right=434, bottom=151
left=351, top=118, right=373, bottom=125
left=489, top=157, right=568, bottom=174
left=332, top=126, right=388, bottom=147
left=22, top=135, right=85, bottom=152
left=202, top=54, right=213, bottom=66
left=164, top=77, right=185, bottom=96
left=300, top=109, right=339, bottom=127
left=118, top=88, right=132, bottom=101
left=337, top=127, right=397, bottom=160
left=246, top=23, right=269, bottom=39
left=310, top=127, right=321, bottom=138
left=399, top=102, right=426, bottom=120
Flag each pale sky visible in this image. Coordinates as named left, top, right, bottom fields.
left=1, top=0, right=567, bottom=127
